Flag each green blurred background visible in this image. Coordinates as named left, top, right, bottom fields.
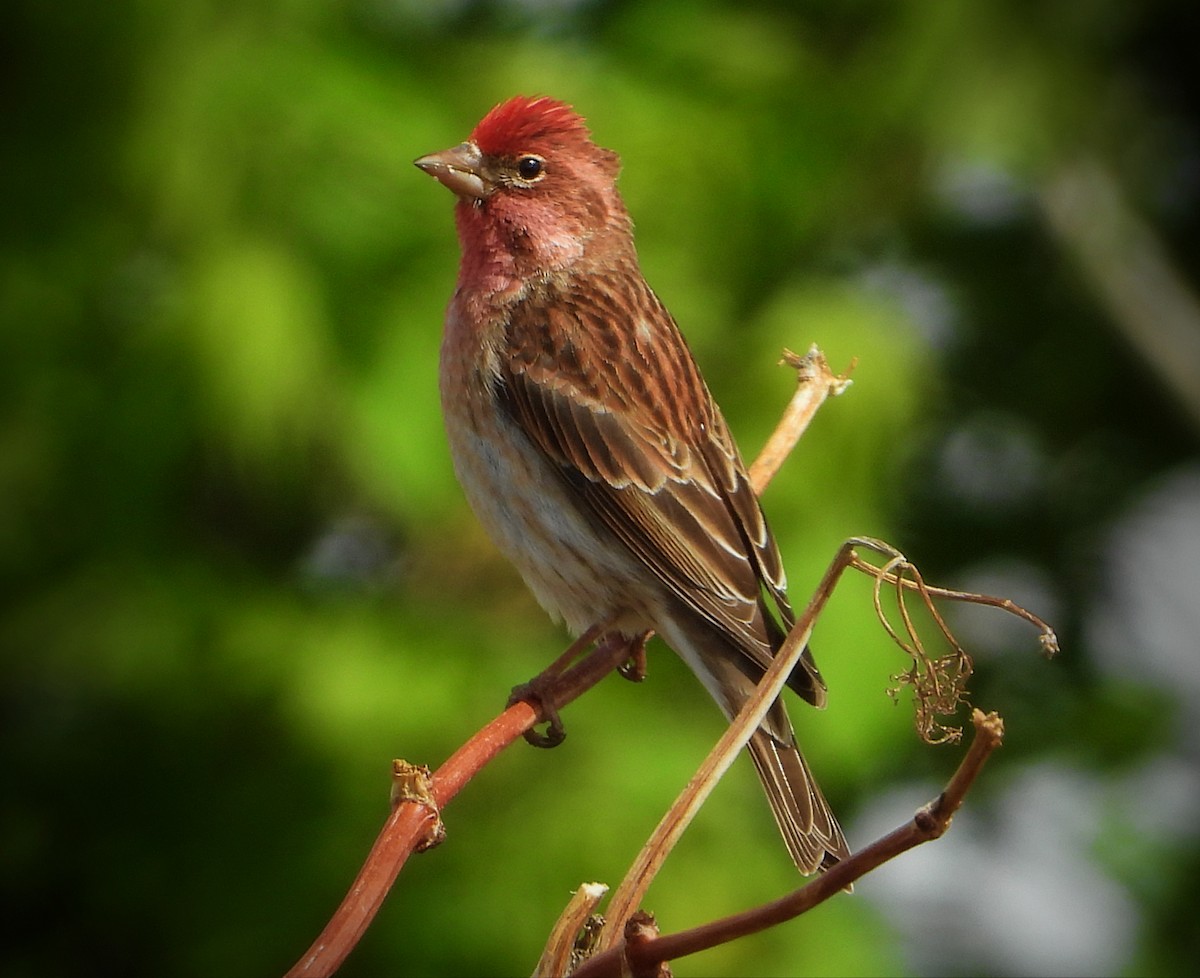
left=4, top=1, right=1199, bottom=975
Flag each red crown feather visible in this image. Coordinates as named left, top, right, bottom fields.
left=470, top=95, right=591, bottom=157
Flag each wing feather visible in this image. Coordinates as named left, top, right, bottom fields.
left=497, top=265, right=824, bottom=703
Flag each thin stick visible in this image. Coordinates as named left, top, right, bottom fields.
left=285, top=638, right=632, bottom=978
left=596, top=538, right=865, bottom=949
left=573, top=710, right=1005, bottom=978
left=531, top=882, right=609, bottom=978
left=748, top=347, right=853, bottom=494
left=589, top=535, right=1055, bottom=957
left=846, top=546, right=1059, bottom=658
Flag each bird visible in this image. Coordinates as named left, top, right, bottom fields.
left=415, top=95, right=849, bottom=874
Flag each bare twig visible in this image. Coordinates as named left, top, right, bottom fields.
left=572, top=710, right=1005, bottom=978
left=845, top=544, right=1059, bottom=659
left=594, top=532, right=1057, bottom=945
left=596, top=534, right=866, bottom=950
left=565, top=535, right=1054, bottom=968
left=748, top=346, right=854, bottom=493
left=285, top=637, right=633, bottom=978
left=532, top=882, right=609, bottom=978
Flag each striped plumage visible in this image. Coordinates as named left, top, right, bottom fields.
left=417, top=96, right=849, bottom=873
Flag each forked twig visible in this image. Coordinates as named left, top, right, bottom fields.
left=748, top=346, right=854, bottom=493
left=595, top=532, right=859, bottom=951
left=585, top=535, right=1056, bottom=961
left=572, top=710, right=1006, bottom=978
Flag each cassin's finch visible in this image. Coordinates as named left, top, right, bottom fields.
left=416, top=96, right=848, bottom=873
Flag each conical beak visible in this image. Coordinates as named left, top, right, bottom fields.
left=414, top=141, right=491, bottom=201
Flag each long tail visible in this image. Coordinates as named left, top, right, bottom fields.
left=746, top=724, right=849, bottom=874
left=666, top=617, right=851, bottom=874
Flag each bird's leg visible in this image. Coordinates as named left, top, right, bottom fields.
left=617, top=630, right=652, bottom=682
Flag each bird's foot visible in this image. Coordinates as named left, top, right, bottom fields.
left=508, top=675, right=567, bottom=748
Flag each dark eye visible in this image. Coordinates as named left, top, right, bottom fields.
left=516, top=156, right=543, bottom=180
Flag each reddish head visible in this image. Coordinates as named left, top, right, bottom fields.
left=415, top=96, right=632, bottom=286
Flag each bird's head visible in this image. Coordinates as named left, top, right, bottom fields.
left=416, top=96, right=632, bottom=272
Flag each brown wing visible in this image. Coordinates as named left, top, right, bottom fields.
left=495, top=263, right=826, bottom=706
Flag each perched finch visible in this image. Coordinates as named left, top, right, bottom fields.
left=416, top=95, right=849, bottom=874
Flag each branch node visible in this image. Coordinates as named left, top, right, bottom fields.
left=779, top=345, right=856, bottom=396
left=390, top=761, right=445, bottom=852
left=1039, top=629, right=1061, bottom=658
left=914, top=799, right=946, bottom=837
left=972, top=708, right=1005, bottom=743
left=624, top=911, right=669, bottom=978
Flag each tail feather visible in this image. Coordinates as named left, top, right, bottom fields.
left=747, top=726, right=850, bottom=874
left=665, top=615, right=850, bottom=874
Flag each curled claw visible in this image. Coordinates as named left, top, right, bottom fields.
left=509, top=678, right=568, bottom=748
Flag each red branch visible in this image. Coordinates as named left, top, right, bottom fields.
left=285, top=639, right=633, bottom=977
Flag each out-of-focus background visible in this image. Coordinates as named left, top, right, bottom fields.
left=4, top=1, right=1198, bottom=976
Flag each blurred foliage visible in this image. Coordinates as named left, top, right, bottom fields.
left=3, top=1, right=1199, bottom=976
